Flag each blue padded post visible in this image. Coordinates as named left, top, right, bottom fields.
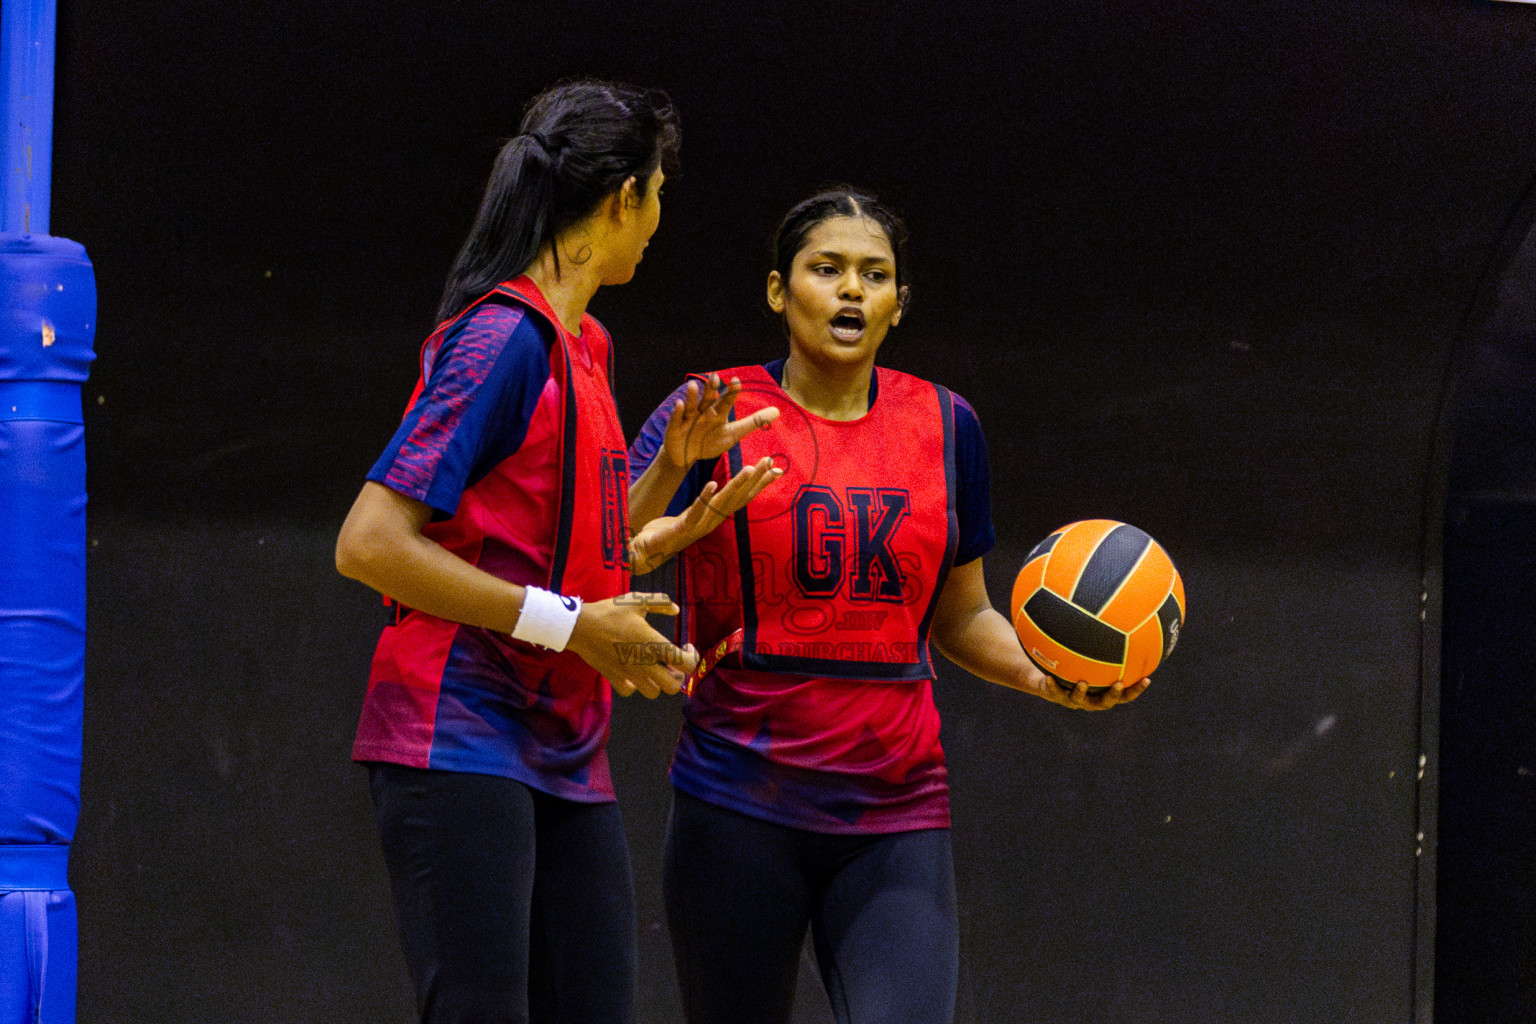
left=1, top=2, right=95, bottom=1022
left=1, top=0, right=54, bottom=234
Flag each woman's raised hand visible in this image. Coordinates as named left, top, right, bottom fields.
left=661, top=373, right=780, bottom=470
left=628, top=456, right=783, bottom=574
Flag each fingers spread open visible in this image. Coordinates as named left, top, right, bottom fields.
left=709, top=458, right=783, bottom=518
left=723, top=406, right=780, bottom=446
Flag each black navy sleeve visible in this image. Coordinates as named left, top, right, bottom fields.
left=952, top=393, right=996, bottom=565
left=368, top=303, right=553, bottom=517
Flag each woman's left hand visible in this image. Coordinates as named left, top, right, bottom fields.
left=1021, top=663, right=1151, bottom=711
left=628, top=456, right=783, bottom=574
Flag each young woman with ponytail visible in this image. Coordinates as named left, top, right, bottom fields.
left=334, top=79, right=778, bottom=1024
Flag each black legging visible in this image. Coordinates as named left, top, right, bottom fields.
left=368, top=763, right=637, bottom=1024
left=663, top=789, right=958, bottom=1024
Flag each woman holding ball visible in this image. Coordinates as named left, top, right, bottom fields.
left=627, top=187, right=1147, bottom=1024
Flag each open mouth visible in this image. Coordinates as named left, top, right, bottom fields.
left=829, top=308, right=866, bottom=341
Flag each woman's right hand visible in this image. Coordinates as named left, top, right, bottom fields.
left=628, top=456, right=784, bottom=574
left=565, top=592, right=700, bottom=698
left=660, top=373, right=780, bottom=470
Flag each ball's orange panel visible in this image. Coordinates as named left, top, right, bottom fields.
left=1041, top=519, right=1120, bottom=597
left=1016, top=611, right=1125, bottom=689
left=1028, top=644, right=1124, bottom=690
left=1171, top=571, right=1187, bottom=619
left=1123, top=617, right=1166, bottom=684
left=1099, top=542, right=1175, bottom=631
left=1010, top=558, right=1047, bottom=621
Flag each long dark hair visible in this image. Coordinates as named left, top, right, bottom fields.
left=770, top=187, right=910, bottom=311
left=436, top=78, right=681, bottom=323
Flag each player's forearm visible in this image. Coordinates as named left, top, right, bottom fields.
left=627, top=513, right=684, bottom=575
left=627, top=456, right=689, bottom=532
left=336, top=481, right=526, bottom=633
left=930, top=558, right=1039, bottom=694
left=933, top=605, right=1038, bottom=694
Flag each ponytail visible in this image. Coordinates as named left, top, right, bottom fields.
left=436, top=79, right=681, bottom=323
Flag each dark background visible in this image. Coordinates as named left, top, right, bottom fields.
left=47, top=1, right=1536, bottom=1021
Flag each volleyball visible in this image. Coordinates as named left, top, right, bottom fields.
left=1009, top=520, right=1185, bottom=692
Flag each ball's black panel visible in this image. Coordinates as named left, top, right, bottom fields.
left=1156, top=592, right=1184, bottom=661
left=1026, top=529, right=1063, bottom=563
left=1021, top=588, right=1127, bottom=664
left=1071, top=523, right=1152, bottom=615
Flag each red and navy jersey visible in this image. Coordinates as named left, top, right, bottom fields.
left=628, top=360, right=996, bottom=833
left=353, top=277, right=631, bottom=802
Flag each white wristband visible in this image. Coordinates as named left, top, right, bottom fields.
left=511, top=586, right=582, bottom=651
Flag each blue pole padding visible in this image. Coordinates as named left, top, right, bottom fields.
left=0, top=0, right=56, bottom=234
left=0, top=848, right=74, bottom=1023
left=1, top=232, right=93, bottom=1024
left=3, top=5, right=86, bottom=1022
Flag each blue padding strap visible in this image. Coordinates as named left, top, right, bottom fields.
left=0, top=381, right=80, bottom=423
left=26, top=890, right=50, bottom=1011
left=0, top=846, right=69, bottom=891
